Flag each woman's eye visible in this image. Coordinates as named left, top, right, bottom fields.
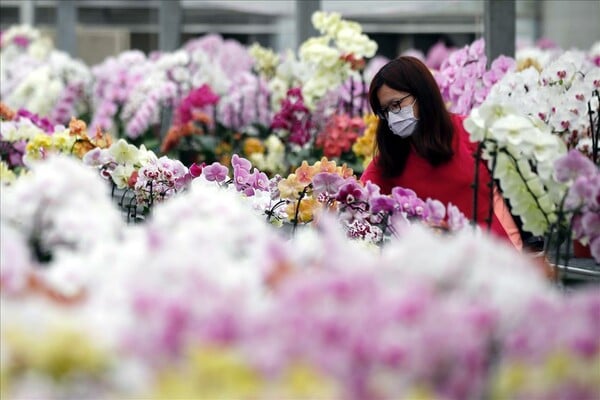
left=389, top=102, right=402, bottom=112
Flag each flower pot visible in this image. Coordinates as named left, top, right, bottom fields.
left=573, top=240, right=592, bottom=258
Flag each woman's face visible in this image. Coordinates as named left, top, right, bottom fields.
left=377, top=84, right=419, bottom=119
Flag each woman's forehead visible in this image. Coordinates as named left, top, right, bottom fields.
left=377, top=84, right=409, bottom=99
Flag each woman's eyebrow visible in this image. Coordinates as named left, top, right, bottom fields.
left=391, top=94, right=410, bottom=103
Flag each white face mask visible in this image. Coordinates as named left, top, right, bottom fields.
left=387, top=101, right=418, bottom=138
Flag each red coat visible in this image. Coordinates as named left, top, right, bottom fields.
left=360, top=114, right=511, bottom=242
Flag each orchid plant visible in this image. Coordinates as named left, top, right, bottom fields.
left=464, top=49, right=600, bottom=263
left=4, top=164, right=596, bottom=400
left=89, top=50, right=150, bottom=137
left=492, top=290, right=600, bottom=400
left=0, top=155, right=123, bottom=266
left=120, top=33, right=254, bottom=147
left=315, top=113, right=365, bottom=165
left=3, top=19, right=600, bottom=400
left=192, top=153, right=470, bottom=246
left=434, top=38, right=516, bottom=115
left=258, top=87, right=371, bottom=174
left=3, top=50, right=91, bottom=126
left=352, top=113, right=378, bottom=169
left=0, top=106, right=112, bottom=187
left=248, top=11, right=378, bottom=129
left=0, top=25, right=53, bottom=100
left=0, top=103, right=47, bottom=176
left=552, top=149, right=600, bottom=262
left=160, top=83, right=221, bottom=165
left=83, top=138, right=192, bottom=219
left=1, top=27, right=92, bottom=126
left=298, top=11, right=377, bottom=110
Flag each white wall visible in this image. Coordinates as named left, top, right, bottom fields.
left=540, top=0, right=600, bottom=50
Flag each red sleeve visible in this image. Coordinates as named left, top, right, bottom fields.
left=360, top=159, right=392, bottom=193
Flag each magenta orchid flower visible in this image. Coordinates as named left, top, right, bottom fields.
left=189, top=162, right=205, bottom=178
left=336, top=180, right=367, bottom=204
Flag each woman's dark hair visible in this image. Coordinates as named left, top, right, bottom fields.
left=368, top=56, right=454, bottom=177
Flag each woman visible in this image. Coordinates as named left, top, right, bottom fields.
left=360, top=56, right=522, bottom=249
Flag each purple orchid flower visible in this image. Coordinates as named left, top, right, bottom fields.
left=369, top=195, right=397, bottom=214
left=233, top=165, right=251, bottom=191
left=312, top=172, right=345, bottom=198
left=231, top=154, right=252, bottom=172
left=249, top=169, right=269, bottom=192
left=425, top=198, right=446, bottom=225
left=202, top=162, right=229, bottom=183
left=554, top=149, right=597, bottom=183
left=447, top=203, right=468, bottom=231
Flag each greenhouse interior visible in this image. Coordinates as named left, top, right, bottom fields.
left=0, top=0, right=599, bottom=399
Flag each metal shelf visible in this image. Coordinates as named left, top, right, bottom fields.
left=554, top=258, right=600, bottom=282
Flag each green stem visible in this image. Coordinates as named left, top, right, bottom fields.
left=500, top=149, right=552, bottom=228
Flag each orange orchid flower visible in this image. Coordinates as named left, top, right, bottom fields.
left=295, top=160, right=315, bottom=185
